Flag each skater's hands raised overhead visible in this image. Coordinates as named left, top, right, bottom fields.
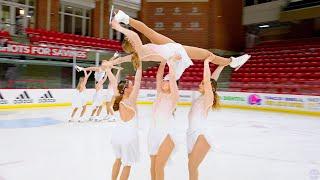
left=111, top=19, right=121, bottom=30
left=104, top=61, right=113, bottom=69
left=84, top=70, right=92, bottom=78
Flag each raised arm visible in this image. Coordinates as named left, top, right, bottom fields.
left=203, top=60, right=215, bottom=107
left=115, top=68, right=122, bottom=83
left=103, top=62, right=118, bottom=93
left=82, top=70, right=92, bottom=88
left=156, top=61, right=166, bottom=93
left=111, top=20, right=143, bottom=51
left=128, top=61, right=142, bottom=102
left=211, top=65, right=225, bottom=81
left=167, top=56, right=179, bottom=101
left=78, top=66, right=101, bottom=72
left=108, top=54, right=132, bottom=66
left=106, top=70, right=118, bottom=95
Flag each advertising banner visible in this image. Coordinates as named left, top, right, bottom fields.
left=0, top=89, right=95, bottom=107
left=0, top=89, right=319, bottom=115
left=0, top=44, right=88, bottom=59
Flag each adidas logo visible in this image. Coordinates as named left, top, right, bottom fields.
left=0, top=92, right=8, bottom=104
left=38, top=91, right=56, bottom=103
left=13, top=91, right=33, bottom=104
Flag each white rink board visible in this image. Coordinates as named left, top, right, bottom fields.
left=0, top=89, right=96, bottom=106
left=0, top=89, right=319, bottom=113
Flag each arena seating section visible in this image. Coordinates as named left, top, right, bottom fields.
left=139, top=38, right=320, bottom=95
left=0, top=30, right=11, bottom=41
left=25, top=28, right=122, bottom=51
left=231, top=39, right=320, bottom=95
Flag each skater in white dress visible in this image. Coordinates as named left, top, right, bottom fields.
left=69, top=70, right=92, bottom=122
left=104, top=67, right=122, bottom=122
left=187, top=59, right=225, bottom=180
left=106, top=60, right=142, bottom=180
left=89, top=70, right=109, bottom=122
left=149, top=55, right=180, bottom=180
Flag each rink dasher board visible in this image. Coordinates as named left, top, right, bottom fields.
left=0, top=89, right=319, bottom=116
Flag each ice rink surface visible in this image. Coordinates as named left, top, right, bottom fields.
left=0, top=105, right=319, bottom=180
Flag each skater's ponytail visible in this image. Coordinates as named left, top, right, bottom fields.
left=113, top=80, right=129, bottom=111
left=211, top=79, right=220, bottom=110
left=122, top=37, right=140, bottom=70
left=131, top=52, right=140, bottom=70
left=113, top=95, right=123, bottom=111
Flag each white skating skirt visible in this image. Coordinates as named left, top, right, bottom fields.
left=148, top=127, right=185, bottom=159
left=71, top=90, right=87, bottom=108
left=92, top=91, right=104, bottom=107
left=111, top=120, right=139, bottom=166
left=164, top=43, right=194, bottom=80
left=187, top=127, right=214, bottom=154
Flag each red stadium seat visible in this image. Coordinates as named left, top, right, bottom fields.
left=25, top=28, right=122, bottom=51
left=230, top=38, right=320, bottom=95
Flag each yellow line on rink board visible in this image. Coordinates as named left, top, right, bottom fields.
left=0, top=102, right=93, bottom=110
left=0, top=102, right=319, bottom=117
left=0, top=103, right=71, bottom=109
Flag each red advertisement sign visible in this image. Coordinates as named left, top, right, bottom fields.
left=0, top=44, right=88, bottom=59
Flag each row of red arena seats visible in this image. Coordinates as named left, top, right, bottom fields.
left=235, top=67, right=320, bottom=73
left=229, top=87, right=320, bottom=94
left=230, top=80, right=320, bottom=86
left=246, top=45, right=320, bottom=53
left=249, top=50, right=320, bottom=56
left=231, top=77, right=320, bottom=82
left=232, top=72, right=320, bottom=78
left=254, top=40, right=320, bottom=48
left=230, top=90, right=319, bottom=95
left=250, top=56, right=320, bottom=62
left=231, top=75, right=320, bottom=81
left=227, top=88, right=320, bottom=96
left=246, top=61, right=319, bottom=66
left=230, top=77, right=319, bottom=83
left=250, top=53, right=320, bottom=59
left=0, top=30, right=11, bottom=40
left=229, top=83, right=320, bottom=89
left=246, top=46, right=320, bottom=54
left=249, top=48, right=311, bottom=53
left=254, top=43, right=320, bottom=50
left=241, top=62, right=320, bottom=68
left=249, top=57, right=320, bottom=64
left=29, top=35, right=122, bottom=51
left=26, top=28, right=120, bottom=45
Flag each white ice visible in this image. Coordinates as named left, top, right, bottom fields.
left=0, top=105, right=320, bottom=180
